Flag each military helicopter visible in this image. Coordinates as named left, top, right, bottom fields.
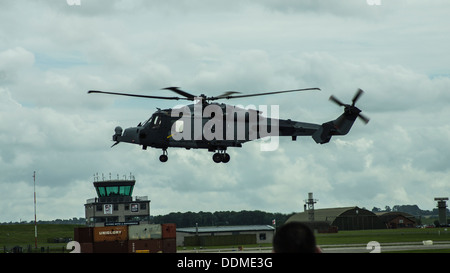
left=88, top=87, right=369, bottom=163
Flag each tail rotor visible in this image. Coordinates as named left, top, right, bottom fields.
left=329, top=88, right=370, bottom=124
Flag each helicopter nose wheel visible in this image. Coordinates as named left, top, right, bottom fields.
left=159, top=149, right=168, bottom=162
left=212, top=151, right=230, bottom=163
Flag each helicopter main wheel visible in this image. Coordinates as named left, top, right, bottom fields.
left=159, top=154, right=168, bottom=162
left=159, top=149, right=168, bottom=162
left=213, top=153, right=222, bottom=163
left=212, top=152, right=230, bottom=163
left=222, top=153, right=230, bottom=163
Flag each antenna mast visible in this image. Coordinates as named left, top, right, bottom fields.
left=304, top=192, right=318, bottom=222
left=33, top=171, right=37, bottom=249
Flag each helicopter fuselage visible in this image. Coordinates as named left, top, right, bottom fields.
left=111, top=101, right=348, bottom=163
left=114, top=102, right=293, bottom=151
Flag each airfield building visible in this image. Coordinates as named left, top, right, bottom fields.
left=84, top=176, right=151, bottom=227
left=287, top=206, right=385, bottom=231
left=375, top=211, right=416, bottom=228
left=176, top=225, right=275, bottom=247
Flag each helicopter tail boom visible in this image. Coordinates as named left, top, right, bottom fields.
left=312, top=113, right=358, bottom=144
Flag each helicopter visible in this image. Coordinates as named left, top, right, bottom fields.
left=88, top=87, right=369, bottom=163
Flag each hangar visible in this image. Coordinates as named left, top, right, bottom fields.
left=376, top=211, right=417, bottom=229
left=287, top=206, right=385, bottom=231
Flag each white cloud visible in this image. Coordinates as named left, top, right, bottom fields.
left=1, top=1, right=450, bottom=222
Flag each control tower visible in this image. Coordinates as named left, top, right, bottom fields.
left=434, top=197, right=448, bottom=226
left=85, top=174, right=151, bottom=227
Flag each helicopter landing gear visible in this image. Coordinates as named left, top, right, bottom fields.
left=159, top=149, right=168, bottom=162
left=212, top=151, right=230, bottom=163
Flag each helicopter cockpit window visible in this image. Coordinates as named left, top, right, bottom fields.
left=143, top=116, right=153, bottom=127
left=152, top=115, right=161, bottom=128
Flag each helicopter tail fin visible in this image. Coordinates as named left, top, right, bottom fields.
left=312, top=112, right=358, bottom=144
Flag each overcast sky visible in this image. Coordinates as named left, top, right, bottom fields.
left=1, top=0, right=450, bottom=222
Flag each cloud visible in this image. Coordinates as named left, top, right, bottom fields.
left=1, top=1, right=450, bottom=222
left=0, top=47, right=35, bottom=84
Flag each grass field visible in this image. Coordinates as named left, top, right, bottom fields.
left=0, top=224, right=83, bottom=253
left=315, top=227, right=450, bottom=245
left=1, top=224, right=450, bottom=253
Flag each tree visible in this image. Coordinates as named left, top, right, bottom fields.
left=372, top=207, right=381, bottom=213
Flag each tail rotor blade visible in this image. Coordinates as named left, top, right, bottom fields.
left=352, top=88, right=364, bottom=106
left=329, top=95, right=346, bottom=107
left=330, top=89, right=370, bottom=125
left=358, top=113, right=370, bottom=124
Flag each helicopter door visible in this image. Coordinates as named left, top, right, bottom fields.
left=149, top=114, right=173, bottom=144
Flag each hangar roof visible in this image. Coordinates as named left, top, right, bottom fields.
left=375, top=211, right=415, bottom=217
left=287, top=206, right=370, bottom=223
left=375, top=211, right=417, bottom=222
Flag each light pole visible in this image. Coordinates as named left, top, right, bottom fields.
left=33, top=171, right=37, bottom=249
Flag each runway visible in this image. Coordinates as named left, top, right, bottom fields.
left=179, top=241, right=450, bottom=253
left=321, top=241, right=450, bottom=253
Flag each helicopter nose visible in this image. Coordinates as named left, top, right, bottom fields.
left=122, top=127, right=140, bottom=144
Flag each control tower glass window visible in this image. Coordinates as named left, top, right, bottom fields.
left=106, top=186, right=119, bottom=196
left=94, top=181, right=135, bottom=198
left=119, top=185, right=133, bottom=196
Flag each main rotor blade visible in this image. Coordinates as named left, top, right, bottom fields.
left=209, top=87, right=320, bottom=101
left=215, top=91, right=241, bottom=99
left=88, top=90, right=189, bottom=101
left=162, top=87, right=196, bottom=100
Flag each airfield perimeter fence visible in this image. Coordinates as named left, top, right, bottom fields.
left=3, top=244, right=72, bottom=253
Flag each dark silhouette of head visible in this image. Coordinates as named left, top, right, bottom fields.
left=273, top=222, right=319, bottom=253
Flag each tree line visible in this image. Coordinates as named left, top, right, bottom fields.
left=0, top=217, right=86, bottom=225
left=371, top=205, right=448, bottom=216
left=152, top=210, right=294, bottom=228
left=152, top=205, right=447, bottom=228
left=2, top=205, right=445, bottom=226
